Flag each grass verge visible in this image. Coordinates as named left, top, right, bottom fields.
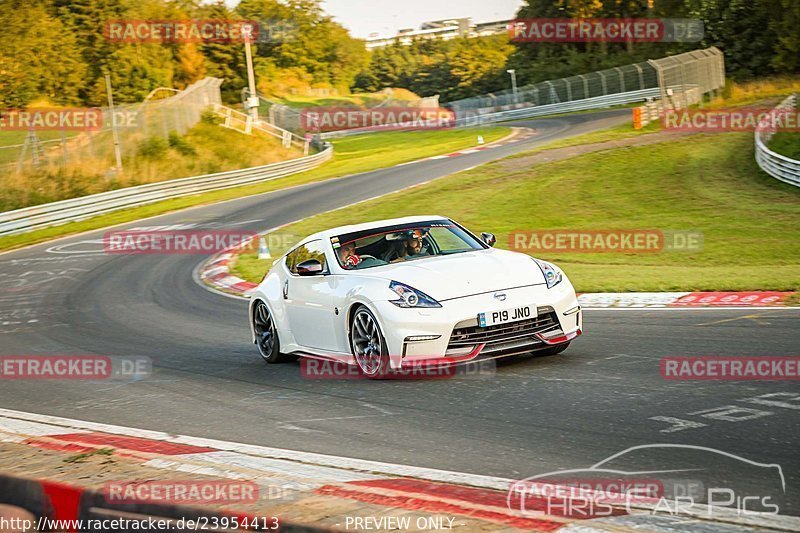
left=0, top=126, right=509, bottom=252
left=769, top=132, right=800, bottom=160
left=233, top=130, right=800, bottom=292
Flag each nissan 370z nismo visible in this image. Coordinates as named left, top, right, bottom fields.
left=249, top=216, right=582, bottom=377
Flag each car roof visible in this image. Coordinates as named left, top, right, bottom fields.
left=302, top=215, right=449, bottom=243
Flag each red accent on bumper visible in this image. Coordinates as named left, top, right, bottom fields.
left=535, top=328, right=582, bottom=345
left=402, top=343, right=487, bottom=368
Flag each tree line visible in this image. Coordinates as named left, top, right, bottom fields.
left=1, top=0, right=797, bottom=109
left=357, top=0, right=799, bottom=102
left=0, top=0, right=369, bottom=107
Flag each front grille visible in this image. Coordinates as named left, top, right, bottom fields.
left=447, top=306, right=561, bottom=355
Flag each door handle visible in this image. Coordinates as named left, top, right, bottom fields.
left=283, top=280, right=289, bottom=299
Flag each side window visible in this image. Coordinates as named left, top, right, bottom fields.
left=288, top=240, right=327, bottom=275
left=284, top=249, right=298, bottom=272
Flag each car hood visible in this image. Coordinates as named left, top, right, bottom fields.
left=366, top=249, right=546, bottom=301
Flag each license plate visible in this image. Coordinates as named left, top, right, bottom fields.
left=478, top=304, right=537, bottom=327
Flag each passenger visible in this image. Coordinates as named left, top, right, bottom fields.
left=383, top=230, right=426, bottom=263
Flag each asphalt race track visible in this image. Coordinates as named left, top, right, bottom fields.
left=1, top=109, right=798, bottom=515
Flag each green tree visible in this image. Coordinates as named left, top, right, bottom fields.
left=52, top=0, right=128, bottom=102
left=0, top=0, right=87, bottom=105
left=238, top=0, right=368, bottom=91
left=770, top=0, right=800, bottom=74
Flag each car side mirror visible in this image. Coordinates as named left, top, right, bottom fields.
left=481, top=232, right=496, bottom=247
left=296, top=259, right=324, bottom=276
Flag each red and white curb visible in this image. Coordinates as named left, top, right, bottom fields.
left=198, top=249, right=258, bottom=298
left=577, top=291, right=797, bottom=309
left=2, top=408, right=796, bottom=532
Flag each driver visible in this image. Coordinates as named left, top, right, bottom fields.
left=337, top=241, right=361, bottom=268
left=382, top=229, right=427, bottom=263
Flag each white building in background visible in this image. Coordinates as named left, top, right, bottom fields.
left=365, top=17, right=511, bottom=50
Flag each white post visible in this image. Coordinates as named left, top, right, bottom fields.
left=105, top=72, right=123, bottom=176
left=243, top=24, right=260, bottom=122
left=507, top=69, right=518, bottom=105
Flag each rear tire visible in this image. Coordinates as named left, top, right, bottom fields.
left=253, top=300, right=290, bottom=363
left=535, top=341, right=570, bottom=356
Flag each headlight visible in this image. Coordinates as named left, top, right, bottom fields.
left=533, top=259, right=563, bottom=289
left=389, top=281, right=442, bottom=308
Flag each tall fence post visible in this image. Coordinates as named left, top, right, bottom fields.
left=634, top=64, right=645, bottom=90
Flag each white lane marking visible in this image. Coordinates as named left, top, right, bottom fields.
left=275, top=424, right=324, bottom=434
left=360, top=402, right=394, bottom=415
left=45, top=240, right=108, bottom=255
left=283, top=414, right=385, bottom=423
left=650, top=392, right=799, bottom=433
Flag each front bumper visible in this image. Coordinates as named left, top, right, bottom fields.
left=372, top=280, right=582, bottom=369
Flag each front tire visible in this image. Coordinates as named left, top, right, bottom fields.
left=350, top=306, right=391, bottom=378
left=253, top=300, right=289, bottom=363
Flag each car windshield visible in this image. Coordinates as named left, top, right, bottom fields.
left=331, top=220, right=484, bottom=270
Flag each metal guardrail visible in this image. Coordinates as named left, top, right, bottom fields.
left=0, top=146, right=333, bottom=236
left=755, top=94, right=800, bottom=187
left=453, top=88, right=662, bottom=126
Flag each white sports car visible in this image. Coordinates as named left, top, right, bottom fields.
left=249, top=216, right=582, bottom=377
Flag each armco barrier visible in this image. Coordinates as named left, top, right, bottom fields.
left=453, top=87, right=662, bottom=126
left=0, top=146, right=332, bottom=237
left=755, top=94, right=800, bottom=187
left=0, top=473, right=330, bottom=532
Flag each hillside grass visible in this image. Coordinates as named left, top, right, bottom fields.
left=0, top=126, right=509, bottom=252
left=233, top=130, right=800, bottom=292
left=0, top=118, right=301, bottom=212
left=712, top=77, right=800, bottom=107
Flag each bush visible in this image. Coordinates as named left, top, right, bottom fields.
left=200, top=110, right=221, bottom=125
left=137, top=136, right=169, bottom=159
left=168, top=132, right=197, bottom=156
